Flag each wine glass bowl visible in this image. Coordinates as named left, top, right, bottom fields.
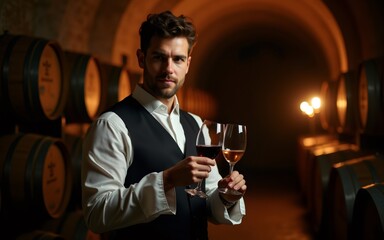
left=185, top=120, right=224, bottom=198
left=218, top=123, right=247, bottom=195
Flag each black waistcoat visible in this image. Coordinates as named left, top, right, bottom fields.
left=109, top=96, right=208, bottom=240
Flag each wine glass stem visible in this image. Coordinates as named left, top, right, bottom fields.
left=196, top=181, right=203, bottom=190
left=229, top=163, right=235, bottom=174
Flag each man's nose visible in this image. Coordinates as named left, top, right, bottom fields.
left=164, top=58, right=174, bottom=74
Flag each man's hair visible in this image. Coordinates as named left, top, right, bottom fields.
left=139, top=10, right=197, bottom=54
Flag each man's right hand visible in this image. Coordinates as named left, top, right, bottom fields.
left=163, top=156, right=216, bottom=191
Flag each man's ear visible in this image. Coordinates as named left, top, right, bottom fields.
left=136, top=49, right=145, bottom=68
left=186, top=56, right=192, bottom=74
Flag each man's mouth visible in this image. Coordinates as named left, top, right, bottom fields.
left=157, top=76, right=175, bottom=84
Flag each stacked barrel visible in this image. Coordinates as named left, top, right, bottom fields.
left=0, top=34, right=132, bottom=240
left=297, top=57, right=384, bottom=239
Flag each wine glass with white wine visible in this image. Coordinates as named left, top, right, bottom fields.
left=185, top=120, right=224, bottom=198
left=218, top=123, right=247, bottom=195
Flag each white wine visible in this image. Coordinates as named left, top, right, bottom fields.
left=222, top=149, right=245, bottom=164
left=218, top=123, right=246, bottom=196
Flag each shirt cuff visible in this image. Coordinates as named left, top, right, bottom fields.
left=160, top=172, right=177, bottom=214
left=208, top=189, right=246, bottom=225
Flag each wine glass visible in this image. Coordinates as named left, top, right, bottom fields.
left=185, top=120, right=224, bottom=198
left=218, top=123, right=247, bottom=195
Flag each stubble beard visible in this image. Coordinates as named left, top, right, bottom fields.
left=143, top=70, right=184, bottom=100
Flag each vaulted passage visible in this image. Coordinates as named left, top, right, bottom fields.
left=0, top=0, right=383, bottom=239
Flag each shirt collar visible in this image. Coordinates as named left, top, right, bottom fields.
left=132, top=84, right=180, bottom=115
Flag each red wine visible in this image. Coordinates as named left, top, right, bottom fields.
left=196, top=145, right=221, bottom=159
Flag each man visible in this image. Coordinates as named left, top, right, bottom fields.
left=82, top=10, right=246, bottom=239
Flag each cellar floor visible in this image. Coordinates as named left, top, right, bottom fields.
left=208, top=169, right=315, bottom=240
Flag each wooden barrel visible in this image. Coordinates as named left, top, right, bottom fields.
left=336, top=71, right=359, bottom=134
left=0, top=133, right=72, bottom=226
left=0, top=34, right=67, bottom=122
left=297, top=137, right=340, bottom=197
left=351, top=182, right=384, bottom=240
left=305, top=143, right=359, bottom=227
left=296, top=134, right=338, bottom=195
left=358, top=57, right=384, bottom=134
left=319, top=80, right=339, bottom=133
left=305, top=142, right=355, bottom=201
left=43, top=210, right=101, bottom=240
left=100, top=62, right=131, bottom=109
left=324, top=154, right=384, bottom=240
left=64, top=51, right=104, bottom=123
left=63, top=122, right=90, bottom=138
left=310, top=148, right=374, bottom=233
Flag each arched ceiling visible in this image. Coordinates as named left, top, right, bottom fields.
left=3, top=0, right=380, bottom=77
left=110, top=0, right=347, bottom=81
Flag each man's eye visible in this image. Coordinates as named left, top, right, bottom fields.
left=174, top=57, right=185, bottom=63
left=153, top=55, right=164, bottom=60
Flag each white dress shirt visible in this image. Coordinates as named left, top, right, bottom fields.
left=81, top=85, right=246, bottom=233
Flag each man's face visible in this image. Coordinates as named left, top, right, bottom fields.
left=137, top=36, right=191, bottom=103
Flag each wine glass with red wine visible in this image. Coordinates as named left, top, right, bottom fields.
left=185, top=120, right=224, bottom=198
left=218, top=123, right=247, bottom=195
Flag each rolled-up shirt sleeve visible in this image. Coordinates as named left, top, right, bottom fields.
left=81, top=112, right=176, bottom=233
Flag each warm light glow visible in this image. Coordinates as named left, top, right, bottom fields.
left=311, top=97, right=321, bottom=112
left=306, top=107, right=315, bottom=117
left=300, top=96, right=321, bottom=118
left=300, top=101, right=314, bottom=117
left=300, top=101, right=310, bottom=112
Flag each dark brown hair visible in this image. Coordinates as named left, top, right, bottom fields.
left=139, top=10, right=197, bottom=54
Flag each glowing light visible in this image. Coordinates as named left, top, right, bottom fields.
left=300, top=101, right=314, bottom=117
left=300, top=101, right=310, bottom=112
left=300, top=96, right=321, bottom=118
left=305, top=107, right=314, bottom=117
left=311, top=97, right=321, bottom=111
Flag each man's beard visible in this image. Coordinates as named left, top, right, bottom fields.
left=159, top=86, right=179, bottom=99
left=143, top=70, right=183, bottom=99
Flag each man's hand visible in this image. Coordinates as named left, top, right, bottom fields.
left=218, top=171, right=247, bottom=203
left=163, top=156, right=216, bottom=192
